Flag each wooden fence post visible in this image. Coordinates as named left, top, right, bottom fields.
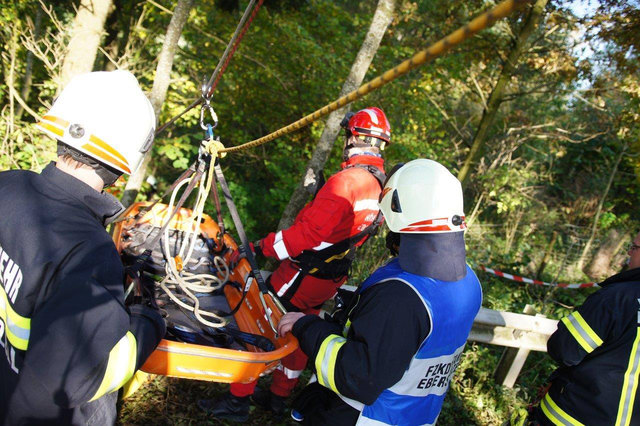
left=494, top=304, right=540, bottom=388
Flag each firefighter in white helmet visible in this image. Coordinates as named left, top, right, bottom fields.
left=0, top=71, right=165, bottom=425
left=278, top=159, right=483, bottom=425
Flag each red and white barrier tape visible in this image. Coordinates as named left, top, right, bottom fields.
left=478, top=265, right=599, bottom=289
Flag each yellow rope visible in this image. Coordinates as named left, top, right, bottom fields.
left=220, top=0, right=531, bottom=154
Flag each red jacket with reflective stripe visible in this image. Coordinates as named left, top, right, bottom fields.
left=260, top=155, right=384, bottom=311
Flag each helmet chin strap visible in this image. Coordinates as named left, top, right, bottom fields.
left=57, top=142, right=122, bottom=188
left=343, top=146, right=381, bottom=161
left=94, top=167, right=121, bottom=187
left=343, top=135, right=383, bottom=160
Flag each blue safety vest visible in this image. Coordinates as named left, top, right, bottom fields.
left=343, top=258, right=482, bottom=425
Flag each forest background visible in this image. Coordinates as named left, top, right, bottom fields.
left=1, top=0, right=639, bottom=424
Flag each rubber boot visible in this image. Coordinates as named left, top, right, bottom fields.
left=198, top=393, right=250, bottom=422
left=251, top=387, right=286, bottom=417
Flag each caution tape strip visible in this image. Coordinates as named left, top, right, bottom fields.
left=479, top=265, right=599, bottom=289
left=220, top=0, right=532, bottom=154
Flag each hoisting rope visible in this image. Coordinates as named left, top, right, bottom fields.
left=219, top=0, right=532, bottom=154
left=155, top=0, right=264, bottom=136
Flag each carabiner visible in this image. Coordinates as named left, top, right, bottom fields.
left=200, top=81, right=218, bottom=131
left=200, top=99, right=218, bottom=131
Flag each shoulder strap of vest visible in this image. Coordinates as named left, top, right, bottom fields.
left=345, top=163, right=386, bottom=188
left=312, top=163, right=385, bottom=200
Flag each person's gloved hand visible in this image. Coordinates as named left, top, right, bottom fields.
left=229, top=241, right=264, bottom=268
left=291, top=382, right=332, bottom=421
left=251, top=240, right=263, bottom=258
left=228, top=247, right=246, bottom=266
left=137, top=275, right=160, bottom=310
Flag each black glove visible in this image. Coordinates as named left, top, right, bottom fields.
left=128, top=272, right=160, bottom=311
left=292, top=382, right=333, bottom=421
left=327, top=287, right=356, bottom=325
left=252, top=240, right=263, bottom=258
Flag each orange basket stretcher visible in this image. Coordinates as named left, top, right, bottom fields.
left=112, top=201, right=298, bottom=384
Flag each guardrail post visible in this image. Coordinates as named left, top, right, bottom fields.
left=493, top=304, right=539, bottom=387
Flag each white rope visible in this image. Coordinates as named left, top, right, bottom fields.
left=157, top=163, right=232, bottom=328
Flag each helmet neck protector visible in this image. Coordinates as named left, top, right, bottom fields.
left=398, top=232, right=467, bottom=281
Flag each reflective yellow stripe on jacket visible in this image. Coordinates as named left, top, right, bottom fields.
left=616, top=327, right=640, bottom=426
left=0, top=285, right=30, bottom=350
left=91, top=332, right=137, bottom=401
left=561, top=312, right=603, bottom=354
left=315, top=334, right=346, bottom=394
left=541, top=393, right=585, bottom=426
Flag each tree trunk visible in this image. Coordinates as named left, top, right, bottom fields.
left=586, top=228, right=630, bottom=279
left=577, top=143, right=628, bottom=271
left=536, top=231, right=557, bottom=279
left=59, top=0, right=114, bottom=89
left=276, top=0, right=395, bottom=230
left=457, top=0, right=548, bottom=186
left=100, top=0, right=123, bottom=71
left=120, top=0, right=195, bottom=207
left=16, top=6, right=44, bottom=120
left=504, top=209, right=523, bottom=254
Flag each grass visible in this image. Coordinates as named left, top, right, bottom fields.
left=119, top=376, right=299, bottom=425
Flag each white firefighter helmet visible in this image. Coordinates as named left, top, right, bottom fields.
left=36, top=70, right=155, bottom=175
left=379, top=159, right=466, bottom=233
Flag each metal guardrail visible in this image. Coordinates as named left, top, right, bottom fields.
left=470, top=305, right=558, bottom=387
left=470, top=307, right=558, bottom=352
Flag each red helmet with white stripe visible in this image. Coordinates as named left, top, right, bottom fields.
left=342, top=107, right=391, bottom=149
left=379, top=159, right=466, bottom=233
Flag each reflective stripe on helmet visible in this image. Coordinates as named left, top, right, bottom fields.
left=38, top=115, right=132, bottom=173
left=43, top=115, right=70, bottom=127
left=400, top=217, right=467, bottom=233
left=81, top=139, right=131, bottom=174
left=362, top=108, right=379, bottom=124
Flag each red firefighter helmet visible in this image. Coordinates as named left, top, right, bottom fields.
left=341, top=107, right=391, bottom=149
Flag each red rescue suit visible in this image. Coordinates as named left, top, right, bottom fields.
left=233, top=154, right=385, bottom=397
